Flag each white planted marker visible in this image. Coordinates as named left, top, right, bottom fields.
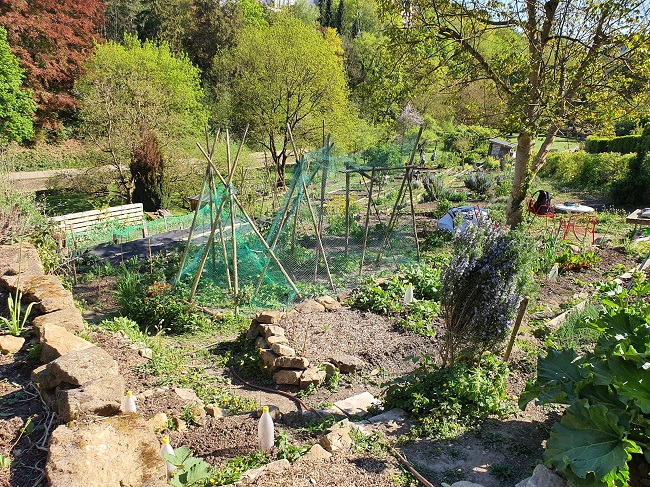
left=403, top=284, right=414, bottom=305
left=123, top=391, right=137, bottom=413
left=160, top=436, right=177, bottom=477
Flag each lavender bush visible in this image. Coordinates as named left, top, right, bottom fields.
left=440, top=218, right=532, bottom=365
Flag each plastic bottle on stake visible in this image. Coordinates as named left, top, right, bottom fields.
left=258, top=406, right=274, bottom=451
left=123, top=391, right=137, bottom=413
left=160, top=436, right=177, bottom=477
left=403, top=284, right=414, bottom=305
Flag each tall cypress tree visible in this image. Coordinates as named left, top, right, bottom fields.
left=334, top=0, right=344, bottom=33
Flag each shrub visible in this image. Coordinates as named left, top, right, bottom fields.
left=384, top=353, right=510, bottom=436
left=116, top=272, right=211, bottom=334
left=585, top=135, right=641, bottom=154
left=520, top=287, right=650, bottom=485
left=440, top=221, right=532, bottom=365
left=464, top=171, right=494, bottom=194
left=422, top=173, right=446, bottom=202
left=361, top=144, right=405, bottom=167
left=541, top=150, right=632, bottom=191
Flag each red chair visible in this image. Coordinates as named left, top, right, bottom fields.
left=526, top=192, right=556, bottom=229
left=559, top=214, right=597, bottom=244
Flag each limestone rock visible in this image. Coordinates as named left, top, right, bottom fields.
left=56, top=375, right=124, bottom=422
left=32, top=308, right=85, bottom=332
left=256, top=405, right=280, bottom=420
left=205, top=404, right=229, bottom=418
left=516, top=464, right=568, bottom=487
left=139, top=348, right=153, bottom=360
left=273, top=369, right=302, bottom=386
left=240, top=459, right=290, bottom=484
left=0, top=335, right=25, bottom=354
left=334, top=392, right=377, bottom=417
left=246, top=320, right=261, bottom=340
left=173, top=387, right=202, bottom=404
left=47, top=346, right=119, bottom=386
left=271, top=342, right=295, bottom=357
left=260, top=348, right=279, bottom=368
left=301, top=443, right=332, bottom=461
left=315, top=296, right=341, bottom=311
left=256, top=310, right=283, bottom=324
left=255, top=336, right=268, bottom=349
left=275, top=356, right=309, bottom=370
left=300, top=367, right=326, bottom=389
left=295, top=299, right=326, bottom=313
left=39, top=323, right=94, bottom=363
left=329, top=352, right=365, bottom=373
left=46, top=415, right=166, bottom=487
left=320, top=419, right=353, bottom=453
left=322, top=362, right=337, bottom=377
left=14, top=275, right=75, bottom=313
left=146, top=412, right=168, bottom=432
left=261, top=324, right=285, bottom=339
left=266, top=335, right=289, bottom=346
left=31, top=364, right=61, bottom=389
left=0, top=243, right=44, bottom=279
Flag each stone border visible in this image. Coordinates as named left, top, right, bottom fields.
left=0, top=243, right=167, bottom=486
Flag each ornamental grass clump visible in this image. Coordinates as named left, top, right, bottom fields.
left=440, top=219, right=531, bottom=365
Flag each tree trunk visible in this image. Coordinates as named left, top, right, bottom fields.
left=506, top=132, right=535, bottom=227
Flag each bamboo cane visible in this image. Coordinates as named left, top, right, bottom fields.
left=196, top=144, right=301, bottom=297
left=359, top=167, right=376, bottom=276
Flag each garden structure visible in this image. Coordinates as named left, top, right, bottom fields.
left=175, top=129, right=423, bottom=311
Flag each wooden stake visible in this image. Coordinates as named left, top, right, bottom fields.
left=504, top=297, right=529, bottom=362
left=359, top=167, right=376, bottom=276
left=175, top=128, right=220, bottom=286
left=195, top=144, right=301, bottom=298
left=345, top=164, right=350, bottom=257
left=226, top=129, right=239, bottom=315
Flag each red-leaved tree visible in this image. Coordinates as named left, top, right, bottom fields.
left=0, top=0, right=104, bottom=132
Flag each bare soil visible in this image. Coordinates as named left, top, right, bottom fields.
left=0, top=238, right=644, bottom=487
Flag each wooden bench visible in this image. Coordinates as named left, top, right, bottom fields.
left=50, top=203, right=148, bottom=248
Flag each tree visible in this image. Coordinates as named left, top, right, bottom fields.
left=380, top=0, right=650, bottom=225
left=217, top=16, right=357, bottom=186
left=0, top=26, right=36, bottom=147
left=0, top=0, right=104, bottom=132
left=77, top=36, right=208, bottom=208
left=104, top=0, right=146, bottom=42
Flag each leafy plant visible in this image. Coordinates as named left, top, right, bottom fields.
left=0, top=453, right=10, bottom=469
left=275, top=431, right=308, bottom=462
left=384, top=354, right=510, bottom=437
left=163, top=446, right=213, bottom=486
left=464, top=171, right=494, bottom=194
left=520, top=287, right=650, bottom=485
left=399, top=300, right=440, bottom=337
left=555, top=248, right=601, bottom=272
left=348, top=275, right=404, bottom=314
left=0, top=290, right=35, bottom=336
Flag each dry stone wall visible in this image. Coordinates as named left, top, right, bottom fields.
left=246, top=297, right=365, bottom=389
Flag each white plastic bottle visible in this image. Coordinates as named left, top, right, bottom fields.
left=403, top=284, right=414, bottom=305
left=160, top=436, right=177, bottom=477
left=123, top=391, right=137, bottom=413
left=258, top=406, right=274, bottom=451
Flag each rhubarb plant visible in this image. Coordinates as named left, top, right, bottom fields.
left=520, top=287, right=650, bottom=486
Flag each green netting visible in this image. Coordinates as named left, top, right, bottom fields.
left=178, top=143, right=421, bottom=309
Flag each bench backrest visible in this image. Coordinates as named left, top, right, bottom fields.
left=50, top=203, right=145, bottom=235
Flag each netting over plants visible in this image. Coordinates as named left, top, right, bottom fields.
left=177, top=142, right=422, bottom=309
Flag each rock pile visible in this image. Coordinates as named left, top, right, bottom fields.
left=246, top=301, right=364, bottom=389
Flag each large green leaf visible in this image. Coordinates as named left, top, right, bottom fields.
left=520, top=350, right=584, bottom=408
left=592, top=357, right=650, bottom=414
left=546, top=400, right=640, bottom=480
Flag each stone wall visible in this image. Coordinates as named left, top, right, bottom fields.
left=0, top=243, right=167, bottom=487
